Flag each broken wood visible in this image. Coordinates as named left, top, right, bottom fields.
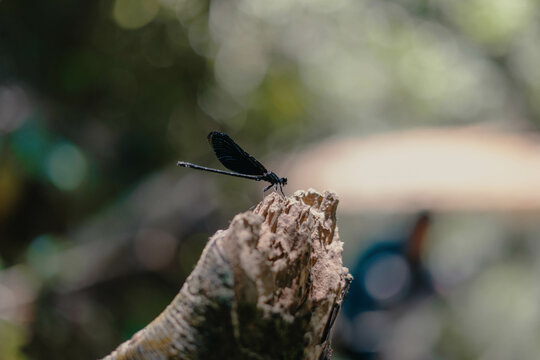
left=101, top=189, right=351, bottom=360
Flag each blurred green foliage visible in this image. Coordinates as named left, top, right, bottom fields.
left=1, top=0, right=540, bottom=359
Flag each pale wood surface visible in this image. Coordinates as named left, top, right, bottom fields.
left=101, top=189, right=351, bottom=360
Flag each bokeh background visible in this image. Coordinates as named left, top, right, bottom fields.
left=1, top=0, right=540, bottom=359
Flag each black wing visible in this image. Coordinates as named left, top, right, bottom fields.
left=207, top=132, right=268, bottom=176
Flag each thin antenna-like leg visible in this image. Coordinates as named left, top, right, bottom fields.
left=262, top=183, right=273, bottom=200
left=279, top=183, right=285, bottom=197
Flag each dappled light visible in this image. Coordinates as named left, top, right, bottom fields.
left=1, top=0, right=540, bottom=359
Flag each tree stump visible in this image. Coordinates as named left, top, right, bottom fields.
left=101, top=189, right=351, bottom=360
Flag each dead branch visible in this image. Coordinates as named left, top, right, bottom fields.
left=101, top=189, right=351, bottom=360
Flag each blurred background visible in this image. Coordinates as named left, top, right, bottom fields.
left=1, top=0, right=540, bottom=359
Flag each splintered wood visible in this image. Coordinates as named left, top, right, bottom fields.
left=102, top=189, right=351, bottom=360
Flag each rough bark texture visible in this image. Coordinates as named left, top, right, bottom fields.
left=101, top=189, right=351, bottom=360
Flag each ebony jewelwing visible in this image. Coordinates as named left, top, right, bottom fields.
left=177, top=131, right=287, bottom=197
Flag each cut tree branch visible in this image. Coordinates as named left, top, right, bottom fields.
left=101, top=189, right=352, bottom=360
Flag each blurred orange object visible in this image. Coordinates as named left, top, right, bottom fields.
left=287, top=126, right=540, bottom=212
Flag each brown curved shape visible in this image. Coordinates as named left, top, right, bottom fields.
left=101, top=189, right=351, bottom=360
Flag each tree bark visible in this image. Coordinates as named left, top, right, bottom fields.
left=101, top=189, right=352, bottom=360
